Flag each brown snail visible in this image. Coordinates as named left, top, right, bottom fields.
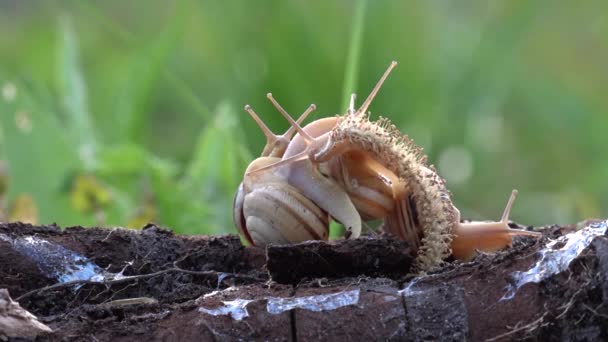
left=233, top=61, right=541, bottom=270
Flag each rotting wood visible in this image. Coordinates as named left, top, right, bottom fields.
left=266, top=236, right=415, bottom=284
left=0, top=222, right=607, bottom=341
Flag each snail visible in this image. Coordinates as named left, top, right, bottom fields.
left=233, top=61, right=541, bottom=271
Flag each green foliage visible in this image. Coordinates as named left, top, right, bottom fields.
left=0, top=1, right=607, bottom=235
left=0, top=77, right=87, bottom=225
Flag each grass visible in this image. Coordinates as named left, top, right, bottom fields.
left=0, top=1, right=607, bottom=235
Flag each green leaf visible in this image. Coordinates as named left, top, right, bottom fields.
left=95, top=142, right=213, bottom=234
left=97, top=143, right=178, bottom=177
left=150, top=171, right=211, bottom=235
left=96, top=143, right=182, bottom=228
left=183, top=101, right=251, bottom=234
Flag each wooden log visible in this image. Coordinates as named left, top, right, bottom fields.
left=266, top=236, right=415, bottom=284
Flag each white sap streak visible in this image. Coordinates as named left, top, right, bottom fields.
left=201, top=286, right=240, bottom=299
left=266, top=289, right=360, bottom=314
left=501, top=220, right=608, bottom=300
left=199, top=299, right=255, bottom=321
left=398, top=277, right=425, bottom=297
left=198, top=289, right=361, bottom=321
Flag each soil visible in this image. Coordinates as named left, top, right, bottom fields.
left=0, top=220, right=607, bottom=341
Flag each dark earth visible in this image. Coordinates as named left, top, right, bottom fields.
left=1, top=220, right=607, bottom=341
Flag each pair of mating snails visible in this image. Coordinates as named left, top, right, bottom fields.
left=233, top=61, right=541, bottom=271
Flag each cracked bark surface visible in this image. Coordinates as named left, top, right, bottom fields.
left=1, top=221, right=607, bottom=341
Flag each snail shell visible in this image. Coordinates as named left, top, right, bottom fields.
left=234, top=158, right=330, bottom=247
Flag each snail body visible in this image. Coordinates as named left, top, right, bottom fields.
left=234, top=61, right=541, bottom=270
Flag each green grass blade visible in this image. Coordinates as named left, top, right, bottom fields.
left=340, top=0, right=367, bottom=111
left=333, top=0, right=367, bottom=239
left=56, top=15, right=97, bottom=169
left=76, top=0, right=211, bottom=121
left=114, top=2, right=187, bottom=143
left=82, top=0, right=212, bottom=121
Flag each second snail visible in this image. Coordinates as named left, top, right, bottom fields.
left=233, top=61, right=541, bottom=271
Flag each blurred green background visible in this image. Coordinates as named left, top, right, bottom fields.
left=0, top=0, right=606, bottom=236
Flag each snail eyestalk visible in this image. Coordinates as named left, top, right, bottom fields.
left=244, top=104, right=280, bottom=157
left=267, top=94, right=316, bottom=144
left=356, top=60, right=397, bottom=116
left=450, top=190, right=542, bottom=261
left=244, top=99, right=317, bottom=159
left=266, top=93, right=315, bottom=140
left=246, top=101, right=333, bottom=176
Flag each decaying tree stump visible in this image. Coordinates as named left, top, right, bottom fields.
left=1, top=221, right=607, bottom=341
